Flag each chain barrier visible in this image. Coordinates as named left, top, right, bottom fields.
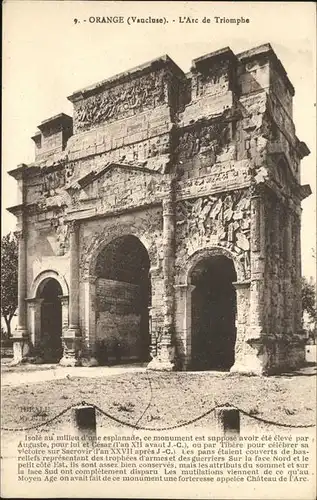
left=1, top=400, right=315, bottom=432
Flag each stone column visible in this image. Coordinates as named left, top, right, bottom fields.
left=148, top=189, right=175, bottom=370
left=293, top=211, right=303, bottom=334
left=60, top=221, right=81, bottom=366
left=12, top=229, right=29, bottom=363
left=26, top=298, right=43, bottom=354
left=81, top=275, right=99, bottom=367
left=283, top=205, right=305, bottom=368
left=230, top=281, right=251, bottom=373
left=283, top=205, right=293, bottom=335
left=174, top=283, right=195, bottom=370
left=241, top=185, right=268, bottom=374
left=248, top=186, right=265, bottom=340
left=59, top=296, right=69, bottom=336
left=147, top=266, right=161, bottom=361
left=271, top=199, right=280, bottom=333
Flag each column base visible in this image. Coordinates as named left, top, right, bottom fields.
left=11, top=328, right=29, bottom=364
left=230, top=360, right=266, bottom=376
left=59, top=356, right=81, bottom=367
left=230, top=335, right=268, bottom=376
left=147, top=357, right=175, bottom=371
left=265, top=334, right=306, bottom=374
left=80, top=357, right=99, bottom=367
left=60, top=331, right=81, bottom=367
left=65, top=326, right=81, bottom=337
left=231, top=333, right=307, bottom=376
left=147, top=344, right=175, bottom=371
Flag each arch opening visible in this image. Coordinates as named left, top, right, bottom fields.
left=37, top=278, right=63, bottom=363
left=94, top=235, right=151, bottom=365
left=190, top=255, right=237, bottom=371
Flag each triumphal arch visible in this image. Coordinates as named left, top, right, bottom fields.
left=8, top=44, right=311, bottom=374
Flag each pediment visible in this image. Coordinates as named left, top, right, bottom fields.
left=75, top=162, right=162, bottom=190
left=66, top=162, right=169, bottom=219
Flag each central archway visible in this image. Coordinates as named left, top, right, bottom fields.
left=190, top=255, right=237, bottom=371
left=94, top=235, right=151, bottom=365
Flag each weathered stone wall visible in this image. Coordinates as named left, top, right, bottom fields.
left=95, top=278, right=141, bottom=362
left=25, top=211, right=70, bottom=294
left=175, top=189, right=251, bottom=282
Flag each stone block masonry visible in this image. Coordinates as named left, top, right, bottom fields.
left=8, top=43, right=311, bottom=374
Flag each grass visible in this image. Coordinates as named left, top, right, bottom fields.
left=1, top=369, right=316, bottom=432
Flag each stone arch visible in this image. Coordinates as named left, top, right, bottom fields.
left=182, top=246, right=245, bottom=285
left=83, top=225, right=158, bottom=280
left=30, top=270, right=69, bottom=299
left=175, top=246, right=246, bottom=371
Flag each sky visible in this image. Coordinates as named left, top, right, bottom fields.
left=2, top=1, right=316, bottom=278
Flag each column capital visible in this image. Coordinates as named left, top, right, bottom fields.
left=149, top=265, right=161, bottom=276
left=26, top=297, right=44, bottom=307
left=232, top=280, right=251, bottom=289
left=82, top=274, right=97, bottom=284
left=67, top=220, right=79, bottom=233
left=58, top=295, right=69, bottom=306
left=14, top=229, right=24, bottom=241
left=162, top=198, right=174, bottom=216
left=174, top=283, right=196, bottom=293
left=249, top=182, right=266, bottom=199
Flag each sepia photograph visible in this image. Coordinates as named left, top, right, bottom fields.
left=1, top=1, right=316, bottom=498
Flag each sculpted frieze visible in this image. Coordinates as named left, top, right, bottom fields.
left=41, top=168, right=66, bottom=196
left=74, top=71, right=168, bottom=132
left=176, top=189, right=251, bottom=277
left=176, top=120, right=230, bottom=165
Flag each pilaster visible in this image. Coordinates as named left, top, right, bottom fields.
left=60, top=221, right=81, bottom=366
left=148, top=184, right=176, bottom=371
left=174, top=283, right=195, bottom=370
left=12, top=227, right=29, bottom=363
left=80, top=275, right=99, bottom=367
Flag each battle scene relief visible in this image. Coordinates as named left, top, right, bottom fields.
left=176, top=189, right=251, bottom=279
left=73, top=70, right=168, bottom=133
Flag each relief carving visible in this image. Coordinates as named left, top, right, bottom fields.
left=41, top=168, right=66, bottom=196
left=193, top=60, right=229, bottom=98
left=176, top=190, right=251, bottom=276
left=65, top=162, right=75, bottom=183
left=50, top=217, right=70, bottom=256
left=118, top=135, right=170, bottom=164
left=74, top=71, right=167, bottom=132
left=176, top=121, right=230, bottom=165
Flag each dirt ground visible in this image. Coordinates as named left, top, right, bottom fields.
left=1, top=364, right=316, bottom=432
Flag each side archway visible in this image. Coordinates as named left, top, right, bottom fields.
left=184, top=246, right=245, bottom=285
left=28, top=271, right=69, bottom=363
left=176, top=246, right=245, bottom=371
left=30, top=270, right=69, bottom=299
